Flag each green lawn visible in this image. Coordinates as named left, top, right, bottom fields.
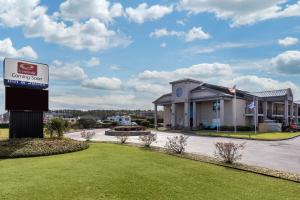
left=195, top=131, right=300, bottom=140
left=0, top=143, right=299, bottom=200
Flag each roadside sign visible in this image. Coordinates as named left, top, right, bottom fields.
left=3, top=58, right=49, bottom=89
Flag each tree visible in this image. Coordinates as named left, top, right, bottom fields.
left=45, top=118, right=67, bottom=138
left=77, top=118, right=97, bottom=129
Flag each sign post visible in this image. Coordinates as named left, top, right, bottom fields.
left=3, top=58, right=49, bottom=138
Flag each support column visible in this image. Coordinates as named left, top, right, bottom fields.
left=263, top=101, right=268, bottom=120
left=219, top=99, right=224, bottom=126
left=296, top=104, right=299, bottom=124
left=154, top=104, right=158, bottom=129
left=291, top=101, right=294, bottom=122
left=284, top=99, right=289, bottom=125
left=255, top=98, right=259, bottom=127
left=193, top=101, right=197, bottom=129
left=171, top=103, right=176, bottom=128
left=271, top=102, right=274, bottom=118
left=184, top=101, right=190, bottom=129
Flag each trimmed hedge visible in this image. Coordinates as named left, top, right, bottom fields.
left=0, top=138, right=89, bottom=158
left=201, top=126, right=253, bottom=131
left=0, top=123, right=9, bottom=128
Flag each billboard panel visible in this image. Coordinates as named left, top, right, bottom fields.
left=4, top=58, right=49, bottom=89
left=5, top=87, right=49, bottom=111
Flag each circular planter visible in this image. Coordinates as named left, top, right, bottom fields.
left=0, top=138, right=89, bottom=158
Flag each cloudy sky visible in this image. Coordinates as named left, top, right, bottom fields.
left=0, top=0, right=300, bottom=112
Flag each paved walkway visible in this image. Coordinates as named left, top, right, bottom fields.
left=66, top=129, right=300, bottom=175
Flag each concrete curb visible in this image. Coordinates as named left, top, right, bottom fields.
left=153, top=130, right=300, bottom=141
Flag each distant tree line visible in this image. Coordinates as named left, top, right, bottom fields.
left=48, top=109, right=148, bottom=120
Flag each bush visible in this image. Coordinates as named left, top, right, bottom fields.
left=0, top=138, right=88, bottom=158
left=214, top=142, right=245, bottom=164
left=139, top=133, right=157, bottom=147
left=132, top=119, right=143, bottom=125
left=0, top=123, right=9, bottom=128
left=219, top=126, right=253, bottom=131
left=141, top=120, right=150, bottom=127
left=77, top=118, right=97, bottom=129
left=116, top=133, right=129, bottom=144
left=81, top=130, right=96, bottom=141
left=45, top=118, right=68, bottom=138
left=165, top=135, right=188, bottom=154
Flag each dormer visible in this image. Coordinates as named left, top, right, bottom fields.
left=170, top=78, right=202, bottom=103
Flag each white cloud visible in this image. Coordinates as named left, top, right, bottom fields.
left=178, top=0, right=300, bottom=27
left=109, top=65, right=121, bottom=71
left=0, top=38, right=38, bottom=59
left=0, top=0, right=45, bottom=27
left=59, top=0, right=123, bottom=22
left=86, top=57, right=100, bottom=67
left=150, top=27, right=210, bottom=42
left=183, top=42, right=247, bottom=55
left=176, top=20, right=186, bottom=25
left=138, top=63, right=233, bottom=81
left=185, top=27, right=211, bottom=42
left=278, top=37, right=299, bottom=47
left=50, top=61, right=87, bottom=80
left=150, top=28, right=184, bottom=38
left=219, top=75, right=299, bottom=95
left=82, top=77, right=122, bottom=90
left=126, top=3, right=173, bottom=24
left=25, top=15, right=131, bottom=51
left=160, top=42, right=167, bottom=48
left=271, top=50, right=300, bottom=74
left=0, top=1, right=131, bottom=52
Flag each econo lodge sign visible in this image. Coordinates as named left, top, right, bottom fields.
left=3, top=58, right=48, bottom=89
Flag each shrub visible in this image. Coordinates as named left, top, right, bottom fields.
left=132, top=119, right=143, bottom=125
left=116, top=133, right=129, bottom=144
left=0, top=123, right=9, bottom=128
left=81, top=130, right=96, bottom=141
left=141, top=120, right=150, bottom=127
left=77, top=118, right=97, bottom=129
left=214, top=142, right=245, bottom=164
left=45, top=118, right=68, bottom=138
left=165, top=135, right=188, bottom=154
left=139, top=133, right=157, bottom=147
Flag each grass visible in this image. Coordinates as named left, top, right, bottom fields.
left=0, top=128, right=8, bottom=140
left=0, top=143, right=300, bottom=200
left=195, top=131, right=300, bottom=140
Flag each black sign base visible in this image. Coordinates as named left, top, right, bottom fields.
left=9, top=111, right=44, bottom=138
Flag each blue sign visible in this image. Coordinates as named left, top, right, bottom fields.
left=4, top=79, right=48, bottom=89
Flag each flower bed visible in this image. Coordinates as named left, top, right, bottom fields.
left=0, top=138, right=89, bottom=158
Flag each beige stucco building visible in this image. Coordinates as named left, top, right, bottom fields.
left=153, top=79, right=300, bottom=129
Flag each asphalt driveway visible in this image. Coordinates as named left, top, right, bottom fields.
left=66, top=129, right=300, bottom=175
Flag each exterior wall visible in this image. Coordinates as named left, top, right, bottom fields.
left=163, top=105, right=171, bottom=127
left=172, top=82, right=201, bottom=103
left=175, top=103, right=184, bottom=127
left=236, top=99, right=246, bottom=126
left=223, top=99, right=246, bottom=126
left=196, top=101, right=216, bottom=126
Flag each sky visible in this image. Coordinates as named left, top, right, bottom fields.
left=0, top=0, right=300, bottom=112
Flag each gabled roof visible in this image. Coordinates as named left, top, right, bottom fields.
left=192, top=83, right=252, bottom=99
left=169, top=78, right=202, bottom=85
left=250, top=89, right=291, bottom=98
left=153, top=93, right=172, bottom=104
